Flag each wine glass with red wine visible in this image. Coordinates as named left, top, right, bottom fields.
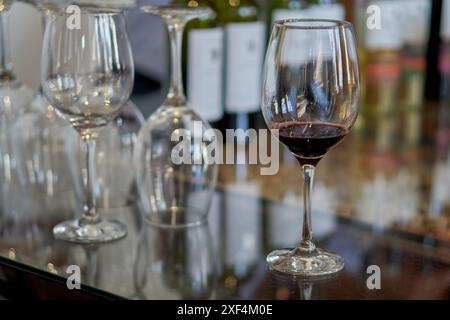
left=262, top=19, right=360, bottom=276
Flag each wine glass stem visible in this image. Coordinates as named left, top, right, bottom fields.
left=166, top=20, right=186, bottom=105
left=81, top=135, right=100, bottom=225
left=0, top=10, right=12, bottom=78
left=300, top=164, right=316, bottom=252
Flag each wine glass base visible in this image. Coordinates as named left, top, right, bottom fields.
left=53, top=219, right=127, bottom=244
left=267, top=248, right=344, bottom=277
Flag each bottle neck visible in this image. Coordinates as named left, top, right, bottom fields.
left=0, top=10, right=14, bottom=80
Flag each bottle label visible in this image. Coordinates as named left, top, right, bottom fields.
left=366, top=59, right=401, bottom=116
left=308, top=4, right=345, bottom=20
left=365, top=0, right=403, bottom=50
left=404, top=110, right=421, bottom=148
left=401, top=55, right=426, bottom=108
left=187, top=28, right=224, bottom=122
left=225, top=22, right=265, bottom=113
left=399, top=0, right=431, bottom=47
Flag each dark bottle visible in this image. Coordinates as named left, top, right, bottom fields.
left=217, top=0, right=266, bottom=131
left=361, top=0, right=403, bottom=153
left=398, top=0, right=431, bottom=154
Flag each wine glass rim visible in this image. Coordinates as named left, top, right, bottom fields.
left=274, top=19, right=353, bottom=30
left=46, top=5, right=125, bottom=15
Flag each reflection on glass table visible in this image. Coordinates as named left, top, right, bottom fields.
left=134, top=224, right=217, bottom=299
left=0, top=101, right=449, bottom=299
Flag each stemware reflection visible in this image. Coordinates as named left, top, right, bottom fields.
left=269, top=270, right=339, bottom=300
left=134, top=224, right=217, bottom=300
left=42, top=203, right=141, bottom=298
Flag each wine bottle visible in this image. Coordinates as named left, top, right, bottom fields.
left=362, top=0, right=403, bottom=153
left=437, top=0, right=450, bottom=165
left=217, top=0, right=266, bottom=131
left=397, top=0, right=431, bottom=154
left=398, top=0, right=431, bottom=111
left=175, top=0, right=224, bottom=128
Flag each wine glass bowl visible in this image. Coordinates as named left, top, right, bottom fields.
left=42, top=9, right=134, bottom=136
left=263, top=19, right=360, bottom=134
left=262, top=19, right=360, bottom=276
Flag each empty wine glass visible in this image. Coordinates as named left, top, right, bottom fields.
left=262, top=19, right=360, bottom=276
left=41, top=7, right=134, bottom=243
left=134, top=5, right=218, bottom=227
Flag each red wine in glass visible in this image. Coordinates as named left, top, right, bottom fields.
left=274, top=122, right=348, bottom=166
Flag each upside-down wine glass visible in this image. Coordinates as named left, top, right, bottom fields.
left=134, top=5, right=218, bottom=227
left=262, top=19, right=360, bottom=276
left=41, top=7, right=134, bottom=243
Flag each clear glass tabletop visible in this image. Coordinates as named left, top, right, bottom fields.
left=0, top=101, right=449, bottom=300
